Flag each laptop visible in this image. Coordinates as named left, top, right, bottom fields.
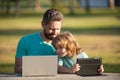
left=22, top=56, right=57, bottom=76
left=76, top=57, right=102, bottom=76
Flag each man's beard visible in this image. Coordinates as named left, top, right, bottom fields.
left=44, top=30, right=55, bottom=40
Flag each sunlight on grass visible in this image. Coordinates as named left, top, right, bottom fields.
left=63, top=16, right=120, bottom=28
left=0, top=17, right=42, bottom=29
left=0, top=63, right=14, bottom=73
left=0, top=16, right=120, bottom=30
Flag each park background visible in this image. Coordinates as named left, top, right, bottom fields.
left=0, top=0, right=120, bottom=73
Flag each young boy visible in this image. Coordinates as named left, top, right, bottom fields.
left=52, top=31, right=104, bottom=74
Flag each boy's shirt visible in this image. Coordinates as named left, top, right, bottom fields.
left=58, top=52, right=88, bottom=68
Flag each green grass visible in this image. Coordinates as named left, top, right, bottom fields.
left=0, top=9, right=120, bottom=73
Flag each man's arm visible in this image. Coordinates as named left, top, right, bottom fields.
left=14, top=58, right=22, bottom=73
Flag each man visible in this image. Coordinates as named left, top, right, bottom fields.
left=14, top=9, right=63, bottom=73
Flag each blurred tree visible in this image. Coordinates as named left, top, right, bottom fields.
left=76, top=0, right=82, bottom=8
left=34, top=0, right=41, bottom=12
left=51, top=0, right=64, bottom=12
left=51, top=0, right=60, bottom=9
left=0, top=0, right=20, bottom=16
left=6, top=0, right=10, bottom=14
left=0, top=0, right=10, bottom=14
left=27, top=0, right=34, bottom=8
left=14, top=0, right=20, bottom=17
left=78, top=0, right=90, bottom=13
left=109, top=0, right=115, bottom=10
left=69, top=0, right=74, bottom=15
left=0, top=0, right=4, bottom=13
left=85, top=0, right=90, bottom=13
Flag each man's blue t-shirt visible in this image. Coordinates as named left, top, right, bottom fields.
left=16, top=32, right=56, bottom=58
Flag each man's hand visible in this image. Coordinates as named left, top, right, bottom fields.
left=14, top=58, right=22, bottom=73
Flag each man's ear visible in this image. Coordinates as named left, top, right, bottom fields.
left=41, top=21, right=45, bottom=28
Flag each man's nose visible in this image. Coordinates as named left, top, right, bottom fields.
left=53, top=30, right=58, bottom=34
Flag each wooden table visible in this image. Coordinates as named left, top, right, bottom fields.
left=0, top=73, right=120, bottom=80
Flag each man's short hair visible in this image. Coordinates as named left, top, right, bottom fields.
left=42, top=9, right=63, bottom=25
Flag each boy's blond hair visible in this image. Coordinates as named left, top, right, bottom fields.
left=52, top=32, right=83, bottom=57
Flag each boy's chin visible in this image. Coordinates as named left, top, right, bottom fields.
left=59, top=55, right=66, bottom=57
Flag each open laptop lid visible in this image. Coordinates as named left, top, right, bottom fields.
left=22, top=56, right=57, bottom=77
left=76, top=57, right=102, bottom=76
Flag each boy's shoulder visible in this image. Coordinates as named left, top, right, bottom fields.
left=77, top=52, right=88, bottom=58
